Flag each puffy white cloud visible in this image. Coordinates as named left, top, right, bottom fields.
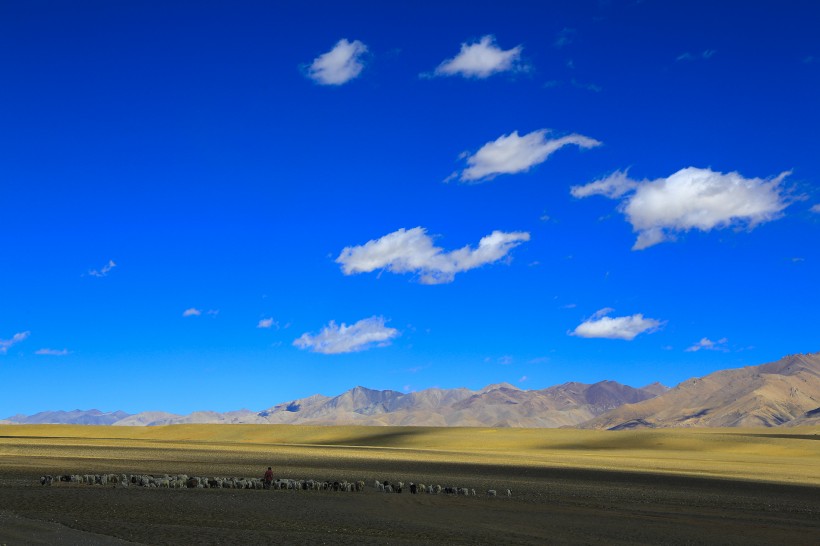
left=89, top=260, right=116, bottom=277
left=306, top=39, right=368, bottom=85
left=0, top=331, right=30, bottom=354
left=433, top=35, right=524, bottom=78
left=182, top=308, right=201, bottom=317
left=571, top=167, right=791, bottom=250
left=336, top=227, right=530, bottom=284
left=457, top=129, right=601, bottom=182
left=571, top=310, right=663, bottom=340
left=257, top=317, right=276, bottom=329
left=811, top=204, right=820, bottom=213
left=293, top=316, right=399, bottom=354
left=35, top=348, right=70, bottom=356
left=685, top=337, right=728, bottom=352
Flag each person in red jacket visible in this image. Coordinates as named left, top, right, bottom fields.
left=263, top=467, right=273, bottom=489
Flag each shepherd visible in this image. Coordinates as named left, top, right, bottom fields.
left=263, top=467, right=273, bottom=489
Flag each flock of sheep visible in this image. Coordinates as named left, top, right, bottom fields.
left=39, top=473, right=511, bottom=497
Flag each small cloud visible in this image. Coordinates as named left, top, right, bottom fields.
left=566, top=59, right=575, bottom=69
left=182, top=308, right=202, bottom=317
left=792, top=257, right=805, bottom=263
left=561, top=303, right=577, bottom=309
left=456, top=129, right=601, bottom=182
left=498, top=355, right=513, bottom=365
left=257, top=317, right=277, bottom=329
left=293, top=316, right=399, bottom=354
left=305, top=39, right=368, bottom=85
left=539, top=213, right=551, bottom=221
left=35, top=348, right=70, bottom=356
left=554, top=28, right=576, bottom=48
left=803, top=55, right=815, bottom=64
left=571, top=310, right=663, bottom=340
left=685, top=337, right=728, bottom=352
left=403, top=384, right=412, bottom=393
left=590, top=307, right=615, bottom=320
left=811, top=204, right=820, bottom=213
left=337, top=227, right=530, bottom=284
left=528, top=357, right=550, bottom=364
left=571, top=167, right=791, bottom=250
left=677, top=50, right=716, bottom=62
left=519, top=375, right=528, bottom=383
left=431, top=35, right=525, bottom=78
left=571, top=79, right=602, bottom=92
left=88, top=260, right=116, bottom=278
left=543, top=79, right=561, bottom=89
left=0, top=331, right=30, bottom=354
left=206, top=309, right=219, bottom=316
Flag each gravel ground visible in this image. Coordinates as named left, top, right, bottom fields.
left=1, top=464, right=818, bottom=545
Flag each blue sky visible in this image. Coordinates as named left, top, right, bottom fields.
left=1, top=1, right=819, bottom=416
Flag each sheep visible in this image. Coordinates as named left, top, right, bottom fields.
left=40, top=475, right=53, bottom=486
left=506, top=489, right=512, bottom=497
left=487, top=489, right=497, bottom=497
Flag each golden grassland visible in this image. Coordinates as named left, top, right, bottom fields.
left=1, top=424, right=818, bottom=486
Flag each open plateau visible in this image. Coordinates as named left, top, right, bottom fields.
left=1, top=353, right=819, bottom=544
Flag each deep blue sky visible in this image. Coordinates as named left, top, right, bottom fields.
left=2, top=1, right=818, bottom=416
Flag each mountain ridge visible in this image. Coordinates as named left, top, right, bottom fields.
left=5, top=352, right=819, bottom=429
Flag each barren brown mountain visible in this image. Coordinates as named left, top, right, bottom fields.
left=580, top=352, right=820, bottom=429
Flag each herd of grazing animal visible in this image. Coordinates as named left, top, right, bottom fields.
left=39, top=474, right=511, bottom=498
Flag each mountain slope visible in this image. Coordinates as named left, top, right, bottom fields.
left=580, top=353, right=820, bottom=429
left=6, top=409, right=130, bottom=425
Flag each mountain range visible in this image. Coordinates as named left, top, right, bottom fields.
left=5, top=352, right=819, bottom=429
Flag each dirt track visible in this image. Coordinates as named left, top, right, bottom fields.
left=1, top=466, right=818, bottom=545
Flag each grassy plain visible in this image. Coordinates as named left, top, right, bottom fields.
left=1, top=423, right=819, bottom=485
left=1, top=424, right=819, bottom=544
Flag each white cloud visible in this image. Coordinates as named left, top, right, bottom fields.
left=677, top=50, right=716, bottom=62
left=182, top=308, right=201, bottom=317
left=293, top=316, right=399, bottom=354
left=257, top=317, right=277, bottom=329
left=554, top=28, right=576, bottom=48
left=685, top=337, right=728, bottom=352
left=571, top=167, right=790, bottom=250
left=433, top=35, right=524, bottom=78
left=0, top=331, right=30, bottom=354
left=89, top=260, right=116, bottom=278
left=571, top=310, right=663, bottom=340
left=336, top=227, right=530, bottom=284
left=811, top=204, right=820, bottom=213
left=457, top=129, right=601, bottom=182
left=306, top=39, right=368, bottom=85
left=571, top=169, right=638, bottom=199
left=35, top=348, right=70, bottom=356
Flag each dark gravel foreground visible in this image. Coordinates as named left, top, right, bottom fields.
left=1, top=466, right=818, bottom=545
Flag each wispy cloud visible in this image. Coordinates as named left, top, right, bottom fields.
left=431, top=35, right=525, bottom=78
left=571, top=309, right=663, bottom=340
left=257, top=317, right=277, bottom=329
left=182, top=308, right=201, bottom=317
left=0, top=331, right=30, bottom=354
left=571, top=167, right=791, bottom=250
left=88, top=260, right=116, bottom=278
left=293, top=316, right=399, bottom=354
left=35, top=348, right=70, bottom=356
left=305, top=39, right=368, bottom=85
left=811, top=204, right=820, bottom=213
left=554, top=27, right=576, bottom=48
left=454, top=129, right=601, bottom=182
left=677, top=50, right=716, bottom=62
left=685, top=337, right=728, bottom=352
left=337, top=227, right=530, bottom=284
